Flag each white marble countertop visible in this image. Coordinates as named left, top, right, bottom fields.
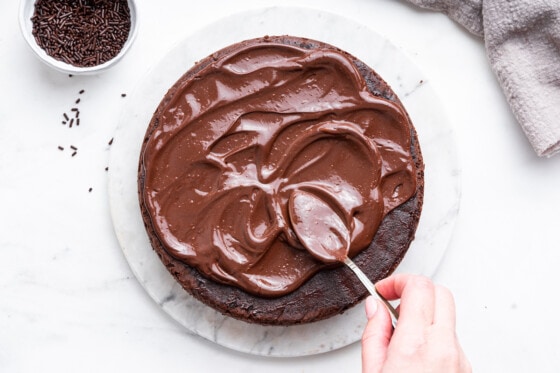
left=1, top=0, right=560, bottom=372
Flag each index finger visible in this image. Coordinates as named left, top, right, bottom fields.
left=375, top=274, right=435, bottom=329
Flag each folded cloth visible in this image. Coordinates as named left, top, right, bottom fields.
left=405, top=0, right=560, bottom=157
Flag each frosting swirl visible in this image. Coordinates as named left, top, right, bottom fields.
left=141, top=40, right=417, bottom=297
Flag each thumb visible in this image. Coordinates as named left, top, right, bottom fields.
left=361, top=296, right=393, bottom=373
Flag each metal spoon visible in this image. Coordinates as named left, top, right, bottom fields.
left=288, top=189, right=399, bottom=328
left=343, top=257, right=399, bottom=328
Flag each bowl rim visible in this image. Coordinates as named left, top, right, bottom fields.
left=19, top=0, right=138, bottom=75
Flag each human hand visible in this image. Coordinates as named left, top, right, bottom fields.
left=361, top=274, right=471, bottom=373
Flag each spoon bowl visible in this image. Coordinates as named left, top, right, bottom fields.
left=288, top=189, right=399, bottom=327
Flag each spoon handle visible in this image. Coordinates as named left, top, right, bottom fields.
left=343, top=257, right=399, bottom=329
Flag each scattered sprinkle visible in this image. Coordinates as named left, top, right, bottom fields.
left=71, top=151, right=77, bottom=157
left=121, top=93, right=127, bottom=97
left=89, top=187, right=93, bottom=193
left=61, top=91, right=83, bottom=129
left=58, top=146, right=64, bottom=151
left=108, top=138, right=114, bottom=146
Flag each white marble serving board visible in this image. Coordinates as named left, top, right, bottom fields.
left=108, top=6, right=460, bottom=357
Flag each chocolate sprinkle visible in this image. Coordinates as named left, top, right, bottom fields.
left=31, top=0, right=131, bottom=68
left=60, top=91, right=83, bottom=129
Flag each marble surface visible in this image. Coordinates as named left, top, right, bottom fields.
left=1, top=0, right=560, bottom=372
left=108, top=7, right=460, bottom=357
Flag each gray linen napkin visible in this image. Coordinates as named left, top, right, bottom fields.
left=405, top=0, right=560, bottom=157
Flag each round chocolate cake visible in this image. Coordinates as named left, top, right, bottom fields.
left=138, top=35, right=424, bottom=325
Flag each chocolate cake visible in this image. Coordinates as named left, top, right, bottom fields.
left=138, top=35, right=424, bottom=325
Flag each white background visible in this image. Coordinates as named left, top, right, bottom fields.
left=1, top=0, right=560, bottom=372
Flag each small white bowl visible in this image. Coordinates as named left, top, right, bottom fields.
left=19, top=0, right=138, bottom=75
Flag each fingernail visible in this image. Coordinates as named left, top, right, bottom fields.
left=365, top=296, right=378, bottom=320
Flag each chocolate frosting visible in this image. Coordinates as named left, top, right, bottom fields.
left=141, top=41, right=417, bottom=297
